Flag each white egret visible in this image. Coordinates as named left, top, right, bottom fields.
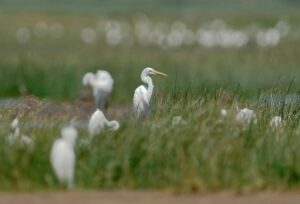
left=88, top=109, right=120, bottom=136
left=133, top=67, right=167, bottom=120
left=270, top=116, right=283, bottom=128
left=220, top=108, right=228, bottom=117
left=8, top=118, right=33, bottom=145
left=82, top=70, right=114, bottom=110
left=172, top=116, right=186, bottom=126
left=50, top=126, right=78, bottom=188
left=235, top=108, right=257, bottom=124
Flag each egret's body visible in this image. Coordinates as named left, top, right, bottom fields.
left=133, top=67, right=167, bottom=120
left=50, top=126, right=78, bottom=188
left=88, top=109, right=120, bottom=135
left=82, top=70, right=114, bottom=110
left=172, top=116, right=186, bottom=126
left=270, top=116, right=283, bottom=128
left=235, top=108, right=257, bottom=124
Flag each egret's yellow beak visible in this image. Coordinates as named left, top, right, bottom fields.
left=152, top=70, right=168, bottom=77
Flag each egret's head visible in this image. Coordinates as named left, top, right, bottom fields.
left=141, top=67, right=168, bottom=79
left=82, top=72, right=96, bottom=86
left=61, top=126, right=78, bottom=147
left=108, top=120, right=120, bottom=131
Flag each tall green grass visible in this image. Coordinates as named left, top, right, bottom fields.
left=1, top=92, right=300, bottom=191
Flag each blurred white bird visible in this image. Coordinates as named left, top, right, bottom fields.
left=235, top=108, right=257, bottom=124
left=82, top=70, right=114, bottom=110
left=172, top=116, right=186, bottom=126
left=50, top=126, right=78, bottom=188
left=8, top=118, right=33, bottom=145
left=220, top=108, right=228, bottom=117
left=133, top=67, right=167, bottom=120
left=270, top=116, right=283, bottom=128
left=88, top=109, right=120, bottom=135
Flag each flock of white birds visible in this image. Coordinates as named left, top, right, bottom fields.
left=7, top=67, right=284, bottom=188
left=15, top=17, right=290, bottom=49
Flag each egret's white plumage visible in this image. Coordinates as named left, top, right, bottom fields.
left=220, top=109, right=228, bottom=117
left=8, top=118, right=33, bottom=145
left=88, top=109, right=120, bottom=135
left=235, top=108, right=257, bottom=124
left=133, top=67, right=167, bottom=120
left=82, top=70, right=114, bottom=110
left=50, top=126, right=78, bottom=188
left=172, top=116, right=186, bottom=126
left=270, top=116, right=283, bottom=128
left=11, top=118, right=19, bottom=129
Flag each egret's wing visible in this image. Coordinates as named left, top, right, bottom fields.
left=133, top=85, right=150, bottom=119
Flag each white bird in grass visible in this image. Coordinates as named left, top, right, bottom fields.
left=220, top=109, right=228, bottom=118
left=235, top=108, right=257, bottom=124
left=82, top=70, right=114, bottom=110
left=270, top=116, right=283, bottom=128
left=8, top=118, right=33, bottom=145
left=88, top=109, right=120, bottom=136
left=133, top=67, right=167, bottom=120
left=50, top=126, right=78, bottom=189
left=172, top=116, right=186, bottom=126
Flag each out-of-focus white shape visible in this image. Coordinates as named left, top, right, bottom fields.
left=34, top=21, right=48, bottom=38
left=235, top=108, right=257, bottom=124
left=11, top=118, right=19, bottom=129
left=8, top=118, right=33, bottom=145
left=133, top=67, right=167, bottom=120
left=82, top=70, right=114, bottom=109
left=134, top=14, right=152, bottom=45
left=21, top=135, right=33, bottom=145
left=275, top=20, right=290, bottom=36
left=269, top=116, right=283, bottom=128
left=16, top=27, right=31, bottom=44
left=105, top=20, right=123, bottom=46
left=88, top=109, right=120, bottom=135
left=50, top=126, right=78, bottom=188
left=196, top=29, right=216, bottom=48
left=49, top=23, right=64, bottom=39
left=148, top=22, right=167, bottom=47
left=8, top=127, right=20, bottom=144
left=256, top=29, right=281, bottom=47
left=172, top=116, right=187, bottom=126
left=81, top=28, right=97, bottom=44
left=220, top=109, right=228, bottom=117
left=166, top=29, right=184, bottom=47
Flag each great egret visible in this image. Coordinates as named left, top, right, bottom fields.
left=82, top=70, right=114, bottom=110
left=133, top=67, right=167, bottom=120
left=88, top=109, right=120, bottom=135
left=50, top=126, right=78, bottom=188
left=270, top=116, right=283, bottom=128
left=235, top=108, right=257, bottom=124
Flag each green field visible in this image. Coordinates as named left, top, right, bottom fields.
left=1, top=0, right=300, bottom=192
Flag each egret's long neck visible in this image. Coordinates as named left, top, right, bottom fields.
left=142, top=76, right=154, bottom=101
